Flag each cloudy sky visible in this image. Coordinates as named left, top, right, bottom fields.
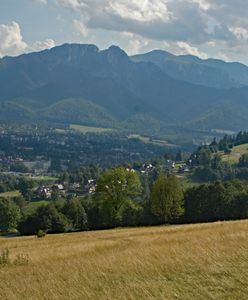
left=1, top=0, right=248, bottom=64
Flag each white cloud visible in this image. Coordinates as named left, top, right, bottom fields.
left=217, top=52, right=230, bottom=62
left=126, top=39, right=148, bottom=55
left=106, top=0, right=173, bottom=23
left=0, top=22, right=56, bottom=57
left=73, top=20, right=88, bottom=37
left=191, top=0, right=210, bottom=11
left=0, top=22, right=27, bottom=57
left=230, top=27, right=248, bottom=41
left=32, top=38, right=56, bottom=51
left=121, top=32, right=149, bottom=55
left=58, top=0, right=87, bottom=12
left=177, top=41, right=208, bottom=59
left=32, top=0, right=48, bottom=4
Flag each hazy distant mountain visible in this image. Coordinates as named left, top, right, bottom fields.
left=1, top=43, right=248, bottom=133
left=131, top=50, right=248, bottom=89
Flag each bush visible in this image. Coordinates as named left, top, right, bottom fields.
left=36, top=229, right=46, bottom=238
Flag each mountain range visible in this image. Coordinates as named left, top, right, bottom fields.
left=1, top=43, right=248, bottom=136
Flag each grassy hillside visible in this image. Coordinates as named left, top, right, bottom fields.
left=0, top=221, right=247, bottom=300
left=41, top=98, right=115, bottom=128
left=221, top=143, right=248, bottom=164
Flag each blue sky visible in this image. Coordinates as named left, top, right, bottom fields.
left=1, top=0, right=248, bottom=64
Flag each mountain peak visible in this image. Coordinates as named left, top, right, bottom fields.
left=103, top=45, right=128, bottom=57
left=101, top=45, right=129, bottom=65
left=131, top=49, right=175, bottom=65
left=52, top=43, right=99, bottom=56
left=108, top=45, right=127, bottom=54
left=147, top=49, right=175, bottom=57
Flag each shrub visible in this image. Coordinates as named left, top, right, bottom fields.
left=36, top=229, right=46, bottom=238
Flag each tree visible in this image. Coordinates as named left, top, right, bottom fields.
left=63, top=198, right=87, bottom=230
left=0, top=198, right=21, bottom=232
left=12, top=196, right=27, bottom=212
left=18, top=177, right=35, bottom=200
left=184, top=180, right=247, bottom=223
left=239, top=153, right=248, bottom=167
left=49, top=159, right=62, bottom=173
left=175, top=151, right=183, bottom=162
left=51, top=189, right=60, bottom=201
left=94, top=167, right=141, bottom=227
left=19, top=203, right=70, bottom=235
left=198, top=148, right=212, bottom=167
left=151, top=175, right=184, bottom=223
left=10, top=163, right=30, bottom=173
left=121, top=200, right=143, bottom=227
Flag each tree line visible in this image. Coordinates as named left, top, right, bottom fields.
left=1, top=167, right=247, bottom=235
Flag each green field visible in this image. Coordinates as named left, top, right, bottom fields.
left=24, top=199, right=66, bottom=215
left=70, top=124, right=113, bottom=134
left=128, top=134, right=177, bottom=147
left=221, top=143, right=248, bottom=164
left=28, top=176, right=58, bottom=182
left=212, top=129, right=236, bottom=135
left=23, top=200, right=49, bottom=215
left=0, top=191, right=21, bottom=198
left=0, top=220, right=247, bottom=300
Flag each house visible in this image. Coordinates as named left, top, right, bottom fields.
left=178, top=164, right=190, bottom=173
left=52, top=184, right=66, bottom=196
left=39, top=187, right=52, bottom=199
left=53, top=184, right=64, bottom=191
left=84, top=179, right=97, bottom=194
left=165, top=160, right=176, bottom=169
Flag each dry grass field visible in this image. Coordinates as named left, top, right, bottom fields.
left=221, top=143, right=248, bottom=164
left=0, top=221, right=248, bottom=300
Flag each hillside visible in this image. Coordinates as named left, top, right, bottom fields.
left=1, top=44, right=248, bottom=137
left=221, top=143, right=248, bottom=164
left=0, top=221, right=247, bottom=300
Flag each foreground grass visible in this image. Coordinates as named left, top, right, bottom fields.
left=0, top=221, right=247, bottom=300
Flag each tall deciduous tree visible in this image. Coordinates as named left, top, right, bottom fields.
left=18, top=177, right=35, bottom=200
left=94, top=167, right=141, bottom=227
left=0, top=198, right=21, bottom=232
left=63, top=198, right=87, bottom=230
left=151, top=175, right=183, bottom=223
